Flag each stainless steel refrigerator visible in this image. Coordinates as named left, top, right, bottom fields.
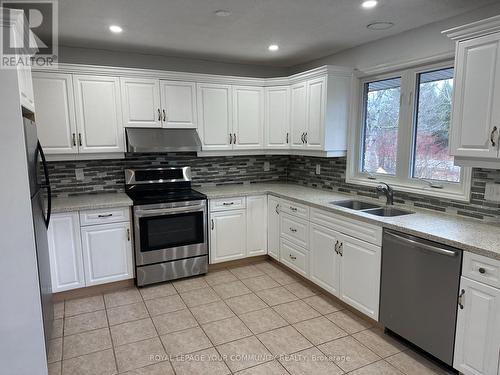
left=23, top=117, right=53, bottom=352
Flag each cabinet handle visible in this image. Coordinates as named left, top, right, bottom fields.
left=289, top=254, right=297, bottom=260
left=458, top=289, right=465, bottom=309
left=72, top=133, right=76, bottom=146
left=478, top=267, right=486, bottom=274
left=211, top=219, right=214, bottom=230
left=301, top=132, right=305, bottom=143
left=158, top=108, right=162, bottom=121
left=286, top=132, right=289, bottom=144
left=233, top=133, right=237, bottom=144
left=304, top=132, right=308, bottom=143
left=163, top=109, right=167, bottom=121
left=491, top=126, right=498, bottom=147
left=334, top=240, right=339, bottom=254
left=275, top=204, right=280, bottom=215
left=229, top=133, right=233, bottom=144
left=222, top=202, right=234, bottom=206
left=127, top=228, right=130, bottom=241
left=289, top=206, right=297, bottom=212
left=289, top=227, right=297, bottom=233
left=78, top=133, right=82, bottom=146
left=98, top=213, right=113, bottom=218
left=338, top=242, right=343, bottom=256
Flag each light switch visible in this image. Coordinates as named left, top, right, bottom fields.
left=315, top=164, right=321, bottom=175
left=75, top=168, right=84, bottom=181
left=264, top=161, right=270, bottom=172
left=484, top=182, right=500, bottom=202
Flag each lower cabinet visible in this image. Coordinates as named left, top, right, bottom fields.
left=246, top=195, right=268, bottom=256
left=267, top=195, right=280, bottom=260
left=210, top=209, right=247, bottom=263
left=279, top=238, right=308, bottom=277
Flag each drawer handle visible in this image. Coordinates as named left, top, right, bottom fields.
left=478, top=267, right=486, bottom=274
left=289, top=227, right=297, bottom=233
left=222, top=202, right=234, bottom=206
left=98, top=213, right=113, bottom=218
left=289, top=254, right=297, bottom=260
left=458, top=289, right=465, bottom=309
left=289, top=206, right=297, bottom=212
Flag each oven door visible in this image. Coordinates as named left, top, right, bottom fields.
left=134, top=200, right=207, bottom=266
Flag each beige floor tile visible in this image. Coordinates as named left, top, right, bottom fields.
left=284, top=281, right=318, bottom=299
left=239, top=307, right=288, bottom=334
left=48, top=361, right=61, bottom=375
left=217, top=336, right=272, bottom=372
left=180, top=287, right=221, bottom=307
left=257, top=326, right=312, bottom=356
left=110, top=318, right=157, bottom=346
left=212, top=280, right=252, bottom=299
left=189, top=301, right=235, bottom=325
left=64, top=310, right=108, bottom=336
left=119, top=361, right=175, bottom=375
left=253, top=261, right=283, bottom=275
left=52, top=318, right=63, bottom=338
left=326, top=309, right=374, bottom=334
left=267, top=269, right=299, bottom=285
left=107, top=302, right=149, bottom=326
left=104, top=288, right=142, bottom=308
left=172, top=276, right=209, bottom=293
left=318, top=335, right=380, bottom=372
left=204, top=269, right=238, bottom=286
left=241, top=275, right=280, bottom=292
left=161, top=326, right=212, bottom=356
left=54, top=302, right=65, bottom=319
left=353, top=328, right=407, bottom=358
left=202, top=316, right=252, bottom=345
left=48, top=337, right=62, bottom=363
left=303, top=294, right=344, bottom=314
left=273, top=300, right=321, bottom=324
left=293, top=316, right=348, bottom=345
left=225, top=293, right=268, bottom=315
left=61, top=349, right=116, bottom=375
left=139, top=283, right=177, bottom=300
left=170, top=347, right=230, bottom=375
left=144, top=294, right=186, bottom=316
left=256, top=287, right=298, bottom=306
left=349, top=360, right=404, bottom=375
left=229, top=264, right=265, bottom=279
left=386, top=350, right=453, bottom=375
left=65, top=295, right=104, bottom=317
left=234, top=360, right=289, bottom=375
left=114, top=337, right=167, bottom=373
left=63, top=327, right=112, bottom=359
left=279, top=347, right=343, bottom=375
left=152, top=309, right=198, bottom=335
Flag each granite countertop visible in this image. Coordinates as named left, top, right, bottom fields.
left=51, top=193, right=133, bottom=213
left=197, top=183, right=500, bottom=261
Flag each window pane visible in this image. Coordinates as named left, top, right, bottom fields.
left=362, top=77, right=401, bottom=175
left=413, top=68, right=460, bottom=182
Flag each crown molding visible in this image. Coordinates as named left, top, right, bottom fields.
left=443, top=14, right=500, bottom=41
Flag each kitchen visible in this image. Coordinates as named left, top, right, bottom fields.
left=1, top=1, right=500, bottom=374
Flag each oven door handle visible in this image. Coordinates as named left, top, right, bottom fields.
left=135, top=205, right=206, bottom=217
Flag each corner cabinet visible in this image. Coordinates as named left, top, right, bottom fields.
left=267, top=196, right=281, bottom=260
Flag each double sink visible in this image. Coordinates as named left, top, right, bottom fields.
left=332, top=200, right=414, bottom=217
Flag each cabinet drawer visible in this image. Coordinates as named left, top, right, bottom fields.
left=462, top=252, right=500, bottom=289
left=310, top=208, right=382, bottom=246
left=79, top=207, right=130, bottom=226
left=280, top=238, right=308, bottom=277
left=210, top=197, right=246, bottom=212
left=280, top=213, right=309, bottom=249
left=279, top=199, right=309, bottom=219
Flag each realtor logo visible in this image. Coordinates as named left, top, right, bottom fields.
left=0, top=0, right=58, bottom=68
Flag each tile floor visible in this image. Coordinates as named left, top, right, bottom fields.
left=47, top=259, right=453, bottom=375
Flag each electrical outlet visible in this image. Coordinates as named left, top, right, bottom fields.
left=485, top=182, right=500, bottom=202
left=264, top=161, right=270, bottom=172
left=75, top=168, right=85, bottom=181
left=315, top=164, right=321, bottom=175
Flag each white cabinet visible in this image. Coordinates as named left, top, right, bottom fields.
left=33, top=72, right=78, bottom=154
left=197, top=83, right=233, bottom=151
left=267, top=196, right=281, bottom=260
left=232, top=86, right=264, bottom=149
left=210, top=209, right=247, bottom=263
left=305, top=76, right=326, bottom=150
left=47, top=212, right=85, bottom=292
left=160, top=81, right=197, bottom=128
left=280, top=238, right=308, bottom=277
left=73, top=75, right=124, bottom=153
left=246, top=195, right=267, bottom=256
left=18, top=65, right=35, bottom=112
left=265, top=86, right=290, bottom=149
left=81, top=222, right=133, bottom=286
left=454, top=276, right=500, bottom=375
left=290, top=82, right=308, bottom=148
left=120, top=78, right=161, bottom=128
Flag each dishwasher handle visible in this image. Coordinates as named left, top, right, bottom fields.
left=385, top=231, right=460, bottom=257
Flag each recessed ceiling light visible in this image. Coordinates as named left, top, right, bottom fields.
left=268, top=44, right=279, bottom=52
left=367, top=21, right=394, bottom=30
left=214, top=9, right=231, bottom=17
left=361, top=0, right=378, bottom=9
left=109, top=25, right=123, bottom=33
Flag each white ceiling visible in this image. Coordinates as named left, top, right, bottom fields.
left=58, top=0, right=497, bottom=67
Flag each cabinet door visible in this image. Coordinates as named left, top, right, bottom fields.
left=33, top=72, right=78, bottom=154
left=340, top=235, right=381, bottom=320
left=210, top=210, right=246, bottom=263
left=454, top=277, right=500, bottom=375
left=306, top=77, right=326, bottom=150
left=18, top=65, right=35, bottom=112
left=73, top=75, right=125, bottom=153
left=309, top=223, right=341, bottom=297
left=247, top=195, right=267, bottom=256
left=120, top=77, right=161, bottom=128
left=267, top=196, right=281, bottom=260
left=197, top=83, right=233, bottom=150
left=47, top=212, right=85, bottom=292
left=290, top=82, right=307, bottom=148
left=160, top=81, right=197, bottom=128
left=232, top=86, right=264, bottom=149
left=80, top=222, right=133, bottom=286
left=451, top=33, right=500, bottom=159
left=279, top=238, right=308, bottom=277
left=265, top=86, right=290, bottom=149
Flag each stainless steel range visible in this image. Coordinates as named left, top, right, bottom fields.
left=125, top=167, right=208, bottom=286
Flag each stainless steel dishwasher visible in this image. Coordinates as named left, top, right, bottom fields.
left=379, top=229, right=462, bottom=366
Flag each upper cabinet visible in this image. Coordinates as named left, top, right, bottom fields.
left=445, top=16, right=500, bottom=166
left=232, top=86, right=264, bottom=150
left=265, top=86, right=290, bottom=149
left=160, top=81, right=197, bottom=128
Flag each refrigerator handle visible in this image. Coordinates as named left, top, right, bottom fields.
left=37, top=141, right=52, bottom=228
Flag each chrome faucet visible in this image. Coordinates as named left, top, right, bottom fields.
left=376, top=182, right=394, bottom=205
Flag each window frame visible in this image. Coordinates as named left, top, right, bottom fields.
left=347, top=60, right=472, bottom=202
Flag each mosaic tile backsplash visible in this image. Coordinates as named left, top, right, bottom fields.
left=47, top=154, right=500, bottom=222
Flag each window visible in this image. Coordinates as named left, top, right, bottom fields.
left=348, top=63, right=471, bottom=201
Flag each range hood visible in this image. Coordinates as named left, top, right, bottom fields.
left=126, top=128, right=202, bottom=153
